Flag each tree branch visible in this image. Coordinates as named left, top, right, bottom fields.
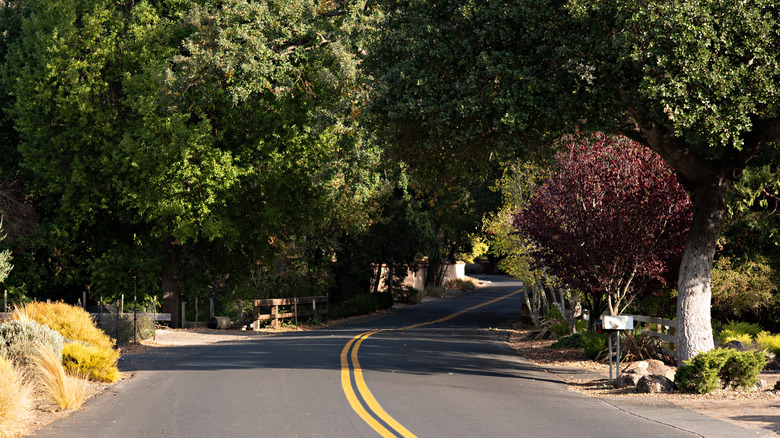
left=617, top=90, right=715, bottom=187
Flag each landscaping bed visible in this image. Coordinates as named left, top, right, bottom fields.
left=508, top=327, right=780, bottom=436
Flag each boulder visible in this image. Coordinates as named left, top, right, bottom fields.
left=623, top=361, right=649, bottom=375
left=721, top=340, right=748, bottom=351
left=614, top=373, right=641, bottom=388
left=774, top=380, right=780, bottom=391
left=619, top=360, right=677, bottom=387
left=637, top=375, right=675, bottom=393
left=755, top=379, right=769, bottom=391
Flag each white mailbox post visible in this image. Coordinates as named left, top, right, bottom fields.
left=600, top=315, right=634, bottom=382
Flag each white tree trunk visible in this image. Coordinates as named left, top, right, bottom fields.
left=676, top=180, right=729, bottom=362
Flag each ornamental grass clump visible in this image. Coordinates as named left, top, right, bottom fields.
left=15, top=301, right=115, bottom=349
left=15, top=301, right=121, bottom=382
left=0, top=356, right=33, bottom=438
left=31, top=344, right=87, bottom=411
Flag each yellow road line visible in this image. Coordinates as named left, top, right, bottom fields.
left=341, top=289, right=523, bottom=437
left=340, top=332, right=398, bottom=438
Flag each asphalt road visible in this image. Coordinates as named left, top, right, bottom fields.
left=31, top=276, right=738, bottom=437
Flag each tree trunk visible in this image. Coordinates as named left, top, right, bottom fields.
left=161, top=237, right=181, bottom=327
left=676, top=178, right=730, bottom=362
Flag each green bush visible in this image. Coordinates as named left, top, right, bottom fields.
left=756, top=331, right=780, bottom=356
left=676, top=348, right=768, bottom=394
left=0, top=320, right=65, bottom=368
left=330, top=292, right=394, bottom=319
left=711, top=256, right=777, bottom=321
left=675, top=349, right=733, bottom=394
left=715, top=320, right=763, bottom=343
left=720, top=350, right=768, bottom=390
left=549, top=332, right=586, bottom=349
left=580, top=331, right=608, bottom=360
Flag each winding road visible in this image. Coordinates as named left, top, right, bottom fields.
left=32, top=276, right=751, bottom=437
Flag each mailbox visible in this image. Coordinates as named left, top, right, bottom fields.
left=601, top=315, right=633, bottom=331
left=600, top=314, right=634, bottom=383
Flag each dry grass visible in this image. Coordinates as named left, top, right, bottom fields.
left=31, top=344, right=87, bottom=411
left=0, top=356, right=33, bottom=438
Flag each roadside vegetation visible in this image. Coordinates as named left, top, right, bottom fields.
left=0, top=302, right=121, bottom=436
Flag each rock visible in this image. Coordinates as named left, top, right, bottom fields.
left=764, top=359, right=780, bottom=371
left=614, top=373, right=641, bottom=388
left=621, top=360, right=676, bottom=383
left=774, top=380, right=780, bottom=391
left=637, top=375, right=675, bottom=393
left=755, top=379, right=769, bottom=390
left=623, top=361, right=649, bottom=375
left=721, top=340, right=748, bottom=351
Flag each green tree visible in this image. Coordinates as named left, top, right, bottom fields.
left=0, top=0, right=373, bottom=323
left=366, top=0, right=780, bottom=361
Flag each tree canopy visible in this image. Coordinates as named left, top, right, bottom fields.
left=366, top=0, right=780, bottom=360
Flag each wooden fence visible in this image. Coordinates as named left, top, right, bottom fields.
left=252, top=296, right=328, bottom=329
left=628, top=314, right=677, bottom=358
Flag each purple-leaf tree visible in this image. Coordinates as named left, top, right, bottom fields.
left=514, top=134, right=692, bottom=321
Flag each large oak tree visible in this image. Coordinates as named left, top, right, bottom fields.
left=366, top=0, right=780, bottom=360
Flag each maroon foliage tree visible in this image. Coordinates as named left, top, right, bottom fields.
left=514, top=134, right=692, bottom=321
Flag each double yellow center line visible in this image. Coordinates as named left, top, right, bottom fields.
left=340, top=290, right=522, bottom=437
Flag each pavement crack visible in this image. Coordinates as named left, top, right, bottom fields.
left=597, top=397, right=706, bottom=438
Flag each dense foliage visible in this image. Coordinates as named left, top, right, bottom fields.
left=514, top=134, right=692, bottom=318
left=366, top=0, right=780, bottom=360
left=0, top=0, right=440, bottom=320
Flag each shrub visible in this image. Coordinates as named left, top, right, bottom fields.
left=719, top=320, right=764, bottom=338
left=549, top=332, right=585, bottom=349
left=719, top=331, right=754, bottom=347
left=15, top=301, right=115, bottom=349
left=32, top=344, right=87, bottom=410
left=0, top=320, right=65, bottom=368
left=425, top=285, right=448, bottom=296
left=676, top=348, right=768, bottom=394
left=620, top=329, right=673, bottom=364
left=444, top=278, right=477, bottom=291
left=711, top=256, right=777, bottom=321
left=62, top=342, right=121, bottom=383
left=580, top=331, right=608, bottom=360
left=756, top=331, right=780, bottom=356
left=330, top=292, right=394, bottom=319
left=720, top=350, right=768, bottom=391
left=0, top=356, right=32, bottom=438
left=675, top=349, right=733, bottom=394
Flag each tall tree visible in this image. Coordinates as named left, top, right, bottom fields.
left=366, top=0, right=780, bottom=360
